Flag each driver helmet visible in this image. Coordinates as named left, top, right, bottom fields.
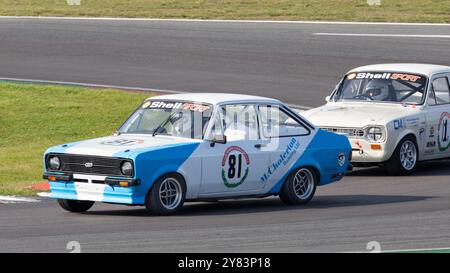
left=364, top=79, right=390, bottom=100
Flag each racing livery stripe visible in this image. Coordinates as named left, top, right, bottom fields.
left=268, top=130, right=349, bottom=193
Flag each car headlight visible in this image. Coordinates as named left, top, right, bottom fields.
left=120, top=161, right=133, bottom=176
left=48, top=156, right=61, bottom=170
left=366, top=127, right=384, bottom=142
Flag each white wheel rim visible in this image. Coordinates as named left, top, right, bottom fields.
left=159, top=177, right=183, bottom=210
left=293, top=168, right=315, bottom=200
left=400, top=140, right=417, bottom=171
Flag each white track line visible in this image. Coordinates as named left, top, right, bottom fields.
left=1, top=16, right=450, bottom=26
left=0, top=77, right=185, bottom=94
left=37, top=192, right=51, bottom=198
left=314, top=33, right=450, bottom=39
left=381, top=246, right=450, bottom=253
left=0, top=77, right=312, bottom=110
left=350, top=246, right=450, bottom=253
left=0, top=196, right=41, bottom=204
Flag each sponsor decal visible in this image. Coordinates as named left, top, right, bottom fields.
left=430, top=126, right=435, bottom=138
left=145, top=101, right=211, bottom=112
left=142, top=101, right=151, bottom=109
left=337, top=153, right=346, bottom=167
left=419, top=128, right=425, bottom=136
left=349, top=72, right=423, bottom=83
left=393, top=119, right=403, bottom=130
left=260, top=138, right=300, bottom=183
left=391, top=73, right=422, bottom=82
left=424, top=149, right=435, bottom=155
left=438, top=112, right=450, bottom=151
left=426, top=141, right=436, bottom=148
left=405, top=117, right=420, bottom=127
left=101, top=138, right=145, bottom=146
left=221, top=146, right=250, bottom=188
left=354, top=140, right=363, bottom=149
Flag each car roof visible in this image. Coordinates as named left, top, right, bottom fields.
left=347, top=63, right=450, bottom=76
left=147, top=93, right=281, bottom=105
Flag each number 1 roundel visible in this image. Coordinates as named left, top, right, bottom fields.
left=438, top=112, right=450, bottom=152
left=221, top=146, right=250, bottom=188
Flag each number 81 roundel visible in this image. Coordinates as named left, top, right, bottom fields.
left=221, top=146, right=250, bottom=188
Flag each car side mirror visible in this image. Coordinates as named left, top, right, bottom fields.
left=325, top=96, right=331, bottom=102
left=209, top=134, right=227, bottom=146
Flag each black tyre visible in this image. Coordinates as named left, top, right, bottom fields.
left=145, top=173, right=186, bottom=215
left=385, top=136, right=418, bottom=175
left=279, top=167, right=317, bottom=205
left=57, top=199, right=95, bottom=213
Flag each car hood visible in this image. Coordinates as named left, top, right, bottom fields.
left=302, top=102, right=421, bottom=128
left=53, top=134, right=200, bottom=157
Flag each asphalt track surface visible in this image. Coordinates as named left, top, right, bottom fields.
left=1, top=18, right=450, bottom=252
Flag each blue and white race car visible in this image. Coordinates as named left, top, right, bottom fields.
left=43, top=93, right=351, bottom=215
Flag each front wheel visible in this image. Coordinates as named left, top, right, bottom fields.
left=279, top=167, right=317, bottom=205
left=57, top=199, right=95, bottom=213
left=385, top=136, right=418, bottom=175
left=145, top=174, right=186, bottom=215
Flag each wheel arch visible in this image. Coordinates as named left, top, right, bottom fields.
left=281, top=165, right=321, bottom=190
left=384, top=133, right=419, bottom=175
left=392, top=132, right=419, bottom=158
left=384, top=130, right=419, bottom=162
left=146, top=171, right=187, bottom=196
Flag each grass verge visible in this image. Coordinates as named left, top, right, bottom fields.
left=0, top=0, right=449, bottom=23
left=0, top=81, right=152, bottom=195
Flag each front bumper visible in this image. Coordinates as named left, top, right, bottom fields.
left=349, top=139, right=392, bottom=163
left=43, top=171, right=143, bottom=205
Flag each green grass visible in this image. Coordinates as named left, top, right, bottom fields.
left=0, top=0, right=450, bottom=23
left=0, top=82, right=152, bottom=195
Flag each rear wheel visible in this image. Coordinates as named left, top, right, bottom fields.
left=145, top=174, right=186, bottom=215
left=279, top=167, right=317, bottom=205
left=57, top=199, right=95, bottom=213
left=385, top=136, right=418, bottom=175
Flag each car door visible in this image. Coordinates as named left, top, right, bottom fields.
left=199, top=103, right=269, bottom=196
left=257, top=104, right=315, bottom=191
left=423, top=74, right=450, bottom=159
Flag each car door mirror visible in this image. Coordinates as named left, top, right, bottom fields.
left=209, top=134, right=227, bottom=146
left=325, top=95, right=331, bottom=102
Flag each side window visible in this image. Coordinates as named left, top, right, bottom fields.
left=220, top=104, right=260, bottom=141
left=428, top=88, right=437, bottom=106
left=431, top=77, right=450, bottom=105
left=259, top=105, right=309, bottom=137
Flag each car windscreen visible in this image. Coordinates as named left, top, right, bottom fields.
left=118, top=100, right=213, bottom=139
left=332, top=72, right=428, bottom=104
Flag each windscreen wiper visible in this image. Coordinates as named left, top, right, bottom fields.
left=152, top=112, right=180, bottom=137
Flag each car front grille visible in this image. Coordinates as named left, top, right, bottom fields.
left=320, top=127, right=365, bottom=138
left=47, top=154, right=131, bottom=177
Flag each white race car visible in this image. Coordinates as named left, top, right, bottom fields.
left=44, top=93, right=351, bottom=215
left=303, top=63, right=450, bottom=175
